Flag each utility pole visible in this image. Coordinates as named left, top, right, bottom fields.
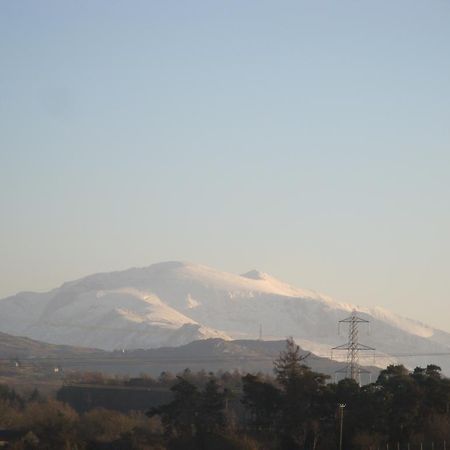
left=338, top=403, right=345, bottom=450
left=332, top=310, right=375, bottom=383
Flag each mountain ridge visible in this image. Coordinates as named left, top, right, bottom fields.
left=1, top=261, right=449, bottom=372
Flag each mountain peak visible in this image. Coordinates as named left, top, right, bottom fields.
left=241, top=270, right=269, bottom=281
left=146, top=261, right=190, bottom=270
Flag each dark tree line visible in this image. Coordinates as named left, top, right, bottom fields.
left=150, top=338, right=450, bottom=450
left=1, top=338, right=450, bottom=449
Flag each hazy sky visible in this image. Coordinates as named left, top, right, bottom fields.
left=1, top=1, right=449, bottom=331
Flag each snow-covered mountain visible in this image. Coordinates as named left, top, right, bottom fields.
left=1, top=261, right=449, bottom=372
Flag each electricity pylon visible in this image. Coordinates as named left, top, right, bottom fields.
left=332, top=310, right=375, bottom=383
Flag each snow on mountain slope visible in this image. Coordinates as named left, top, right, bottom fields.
left=0, top=281, right=229, bottom=350
left=0, top=261, right=449, bottom=372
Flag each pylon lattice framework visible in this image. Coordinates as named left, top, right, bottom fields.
left=332, top=310, right=375, bottom=383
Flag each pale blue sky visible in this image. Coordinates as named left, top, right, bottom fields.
left=1, top=1, right=450, bottom=330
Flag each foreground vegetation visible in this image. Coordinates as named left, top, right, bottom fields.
left=0, top=338, right=449, bottom=449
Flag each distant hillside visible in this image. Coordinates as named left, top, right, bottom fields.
left=0, top=331, right=103, bottom=359
left=118, top=338, right=380, bottom=381
left=0, top=331, right=378, bottom=381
